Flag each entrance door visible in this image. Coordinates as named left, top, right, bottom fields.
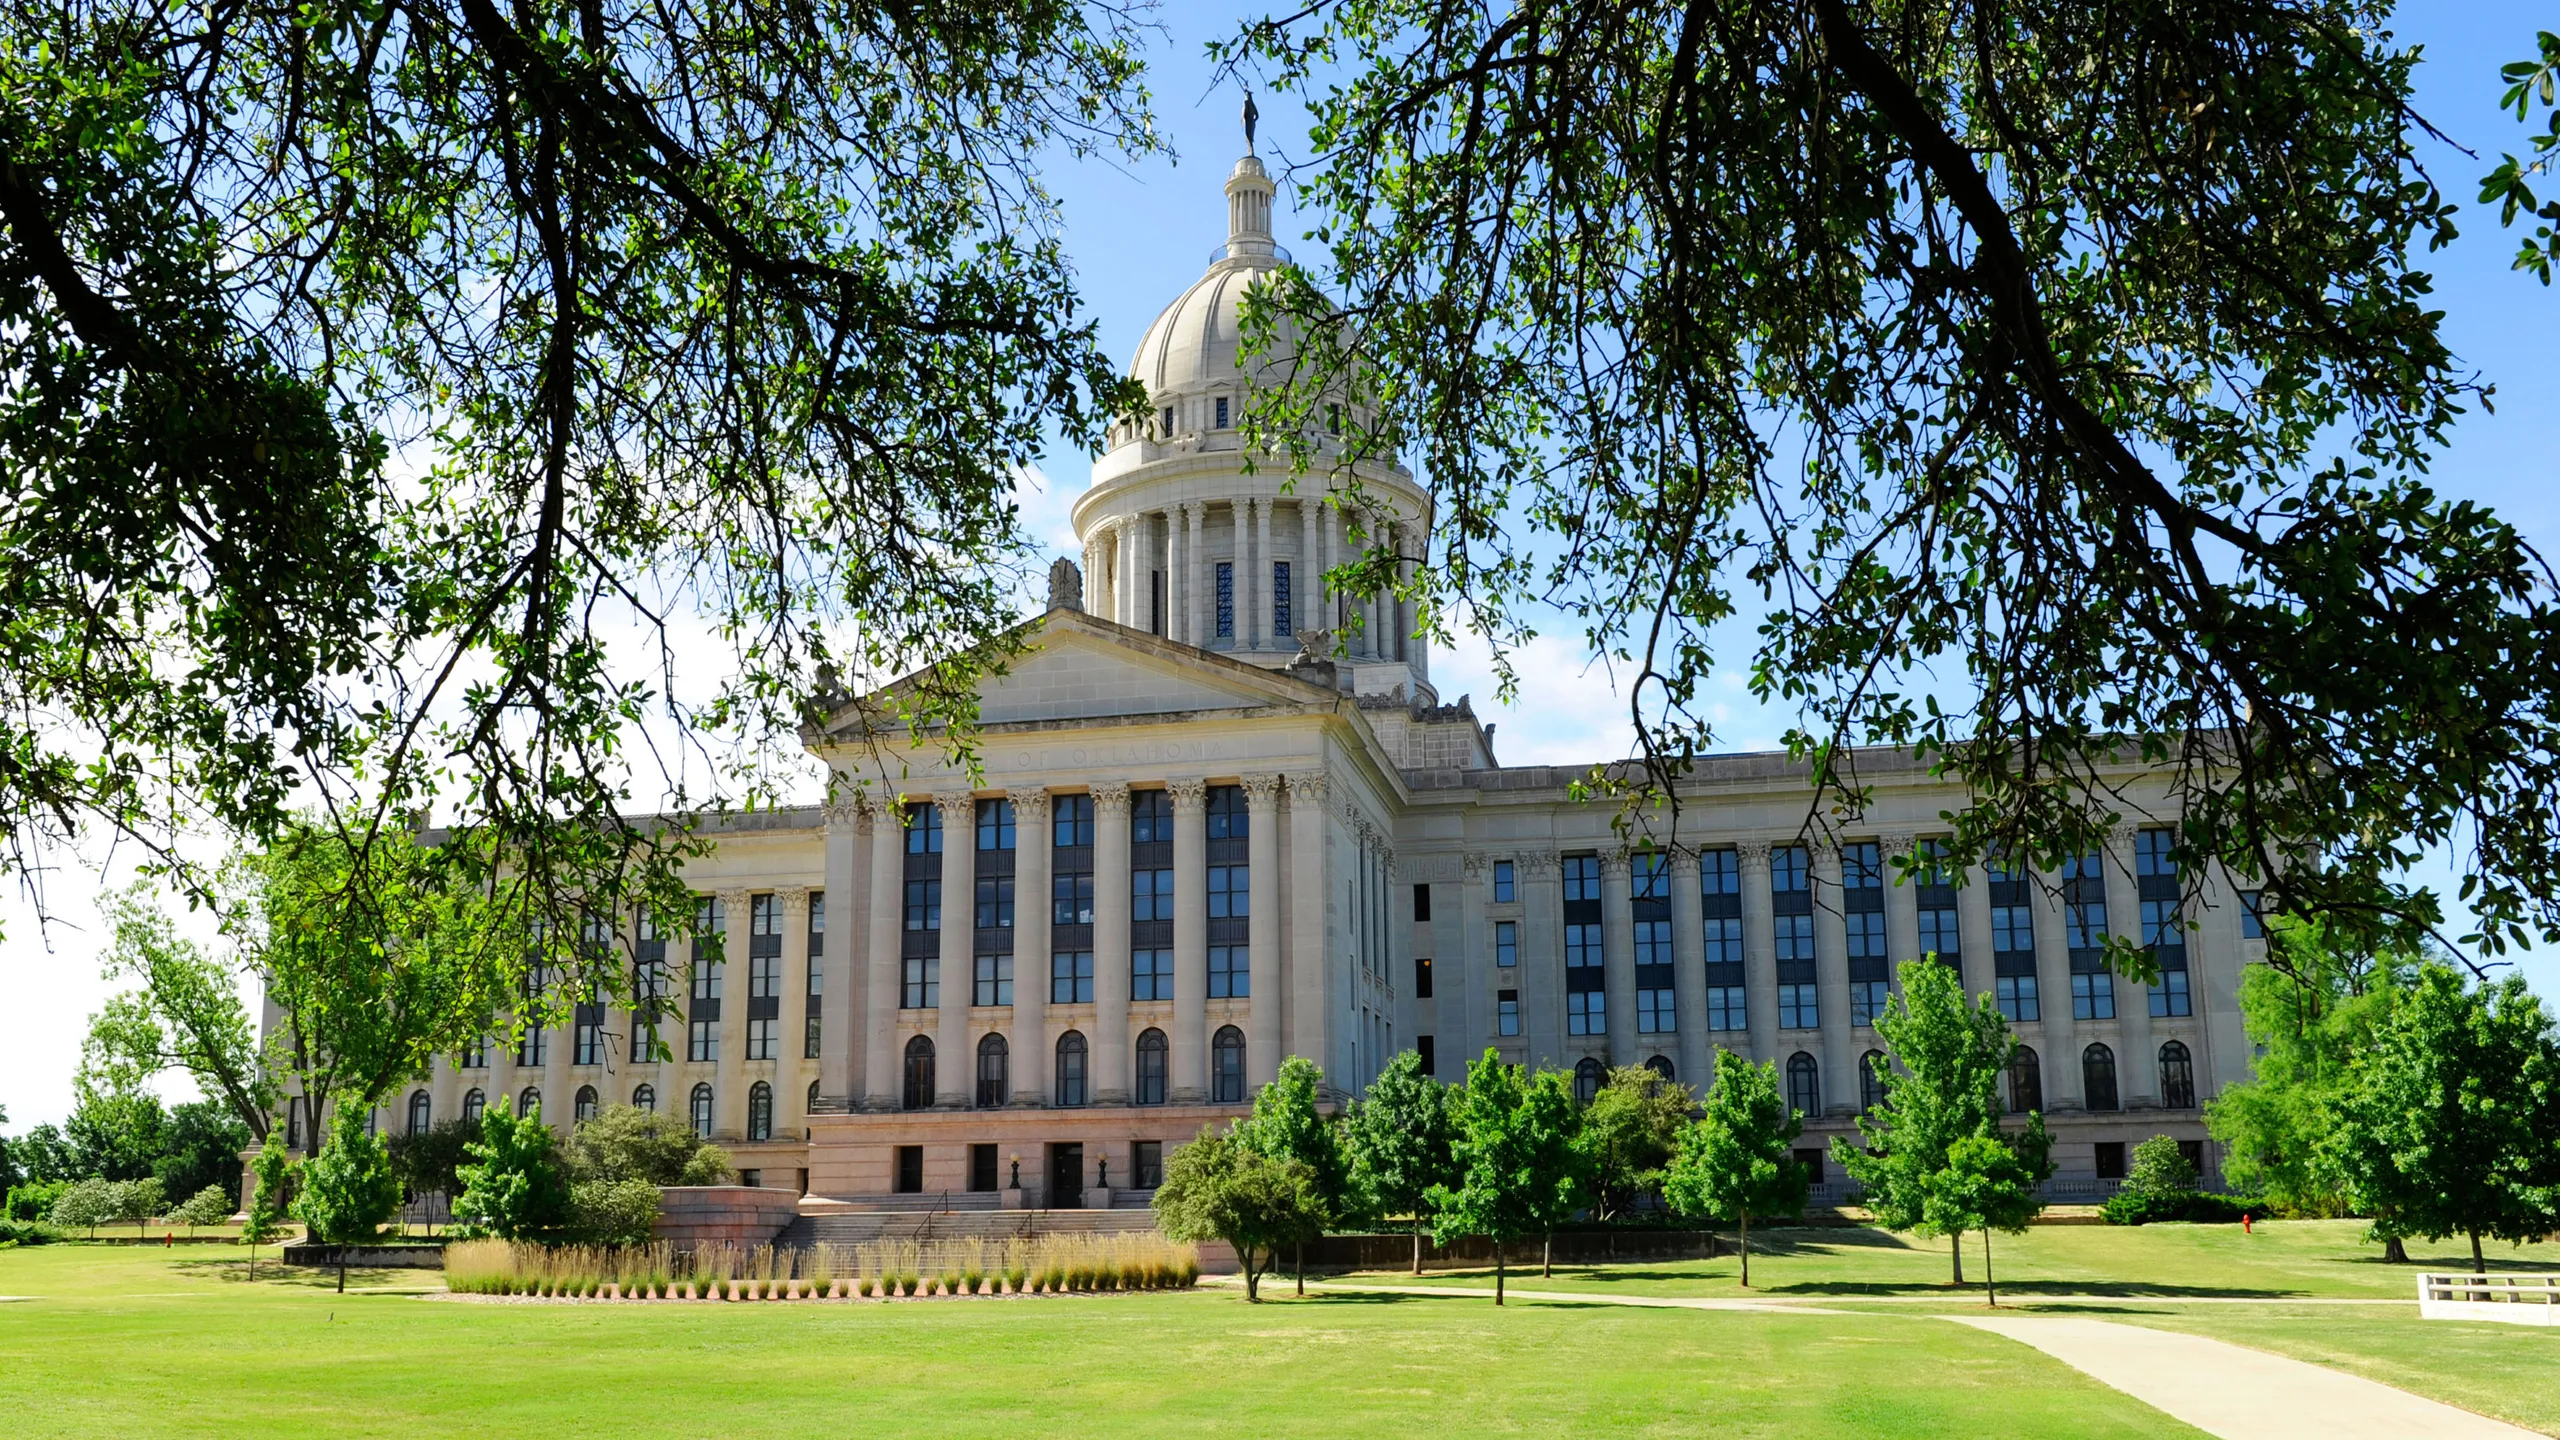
left=1048, top=1143, right=1084, bottom=1209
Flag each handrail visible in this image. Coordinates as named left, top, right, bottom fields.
left=2417, top=1272, right=2560, bottom=1304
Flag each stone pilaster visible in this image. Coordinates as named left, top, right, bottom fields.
left=1169, top=778, right=1210, bottom=1102
left=863, top=795, right=904, bottom=1110
left=1667, top=850, right=1710, bottom=1089
left=1600, top=849, right=1638, bottom=1066
left=934, top=793, right=976, bottom=1107
left=1009, top=789, right=1052, bottom=1106
left=1091, top=782, right=1133, bottom=1105
left=1738, top=840, right=1778, bottom=1066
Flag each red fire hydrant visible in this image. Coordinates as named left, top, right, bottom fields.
left=2242, top=1213, right=2253, bottom=1234
left=163, top=1232, right=173, bottom=1248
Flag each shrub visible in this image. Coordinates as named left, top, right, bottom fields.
left=0, top=1218, right=57, bottom=1247
left=4, top=1180, right=68, bottom=1224
left=2124, top=1136, right=2199, bottom=1197
left=451, top=1102, right=571, bottom=1241
left=49, top=1177, right=117, bottom=1237
left=168, top=1184, right=234, bottom=1234
left=566, top=1178, right=661, bottom=1247
left=2101, top=1188, right=2263, bottom=1226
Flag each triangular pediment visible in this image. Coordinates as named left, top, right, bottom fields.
left=816, top=610, right=1336, bottom=739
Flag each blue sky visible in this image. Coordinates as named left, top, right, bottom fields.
left=0, top=6, right=2551, bottom=1128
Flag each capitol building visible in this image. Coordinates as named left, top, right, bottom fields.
left=340, top=151, right=2255, bottom=1208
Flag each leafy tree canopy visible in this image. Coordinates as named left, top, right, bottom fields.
left=1664, top=1050, right=1806, bottom=1288
left=450, top=1101, right=571, bottom=1242
left=2205, top=915, right=2411, bottom=1215
left=1575, top=1064, right=1691, bottom=1221
left=2483, top=31, right=2560, bottom=282
left=1153, top=1126, right=1324, bottom=1302
left=561, top=1104, right=731, bottom=1187
left=2323, top=964, right=2560, bottom=1271
left=0, top=0, right=1159, bottom=1002
left=1429, top=1051, right=1584, bottom=1301
left=1244, top=1055, right=1351, bottom=1220
left=1225, top=0, right=2560, bottom=964
left=294, top=1108, right=402, bottom=1245
left=1342, top=1048, right=1456, bottom=1272
left=96, top=884, right=274, bottom=1141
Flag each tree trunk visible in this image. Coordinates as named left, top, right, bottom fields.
left=1412, top=1222, right=1423, bottom=1276
left=1739, top=1210, right=1752, bottom=1290
left=2471, top=1229, right=2486, bottom=1276
left=1495, top=1246, right=1505, bottom=1307
left=337, top=1255, right=348, bottom=1294
left=1950, top=1231, right=1965, bottom=1285
left=1982, top=1231, right=1996, bottom=1308
left=2382, top=1235, right=2409, bottom=1264
left=1542, top=1230, right=1552, bottom=1278
left=1244, top=1246, right=1260, bottom=1302
left=1294, top=1240, right=1304, bottom=1297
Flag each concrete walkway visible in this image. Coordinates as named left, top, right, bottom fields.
left=1946, top=1314, right=2541, bottom=1439
left=1202, top=1274, right=1835, bottom=1312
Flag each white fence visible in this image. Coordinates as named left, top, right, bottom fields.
left=2416, top=1272, right=2560, bottom=1326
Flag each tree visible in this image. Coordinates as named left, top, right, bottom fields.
left=1924, top=1135, right=2045, bottom=1307
left=8, top=1126, right=76, bottom=1185
left=2484, top=31, right=2560, bottom=283
left=1428, top=1051, right=1585, bottom=1303
left=2206, top=917, right=2410, bottom=1221
left=2325, top=966, right=2560, bottom=1274
left=1342, top=1050, right=1456, bottom=1275
left=1665, top=1050, right=1808, bottom=1289
left=241, top=1141, right=292, bottom=1280
left=1225, top=3, right=2560, bottom=967
left=1576, top=1065, right=1691, bottom=1221
left=450, top=1102, right=571, bottom=1243
left=107, top=1177, right=166, bottom=1239
left=64, top=1006, right=169, bottom=1182
left=1837, top=960, right=2035, bottom=1284
left=153, top=1102, right=254, bottom=1211
left=95, top=887, right=274, bottom=1140
left=2123, top=1136, right=2198, bottom=1199
left=168, top=1184, right=232, bottom=1236
left=1153, top=1128, right=1325, bottom=1303
left=1243, top=1056, right=1351, bottom=1296
left=388, top=1119, right=477, bottom=1228
left=49, top=1178, right=115, bottom=1239
left=565, top=1179, right=663, bottom=1248
left=560, top=1105, right=732, bottom=1187
left=295, top=1109, right=402, bottom=1291
left=240, top=828, right=513, bottom=1148
left=0, top=0, right=1157, bottom=972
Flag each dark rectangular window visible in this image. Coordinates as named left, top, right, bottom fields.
left=1216, top=561, right=1235, bottom=638
left=1208, top=944, right=1248, bottom=999
left=1132, top=948, right=1173, bottom=1003
left=1413, top=883, right=1433, bottom=922
left=1208, top=865, right=1248, bottom=918
left=1272, top=561, right=1292, bottom=636
left=805, top=892, right=825, bottom=1060
left=975, top=876, right=1016, bottom=930
left=895, top=1145, right=925, bottom=1194
left=905, top=802, right=942, bottom=855
left=1415, top=955, right=1434, bottom=999
left=1053, top=794, right=1095, bottom=848
left=904, top=879, right=941, bottom=931
left=1133, top=867, right=1174, bottom=923
left=974, top=953, right=1013, bottom=1007
left=1497, top=989, right=1521, bottom=1037
left=1492, top=860, right=1516, bottom=903
left=2240, top=890, right=2265, bottom=940
left=902, top=957, right=938, bottom=1009
left=968, top=1143, right=999, bottom=1194
left=1053, top=871, right=1095, bottom=926
left=1794, top=1148, right=1827, bottom=1186
left=1416, top=1034, right=1436, bottom=1076
left=1133, top=1141, right=1164, bottom=1191
left=1052, top=950, right=1095, bottom=1005
left=2095, top=1142, right=2127, bottom=1181
left=1215, top=395, right=1230, bottom=428
left=976, top=798, right=1016, bottom=851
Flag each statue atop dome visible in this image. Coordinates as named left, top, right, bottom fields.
left=1242, top=89, right=1259, bottom=155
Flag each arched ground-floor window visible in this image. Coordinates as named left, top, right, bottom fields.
left=1643, top=1054, right=1675, bottom=1084
left=1135, top=1028, right=1168, bottom=1106
left=1211, top=1026, right=1247, bottom=1104
left=1786, top=1052, right=1821, bottom=1117
left=1056, top=1031, right=1088, bottom=1108
left=517, top=1086, right=541, bottom=1119
left=1858, top=1050, right=1887, bottom=1113
left=2083, top=1043, right=2120, bottom=1112
left=1573, top=1056, right=1606, bottom=1104
left=748, top=1081, right=773, bottom=1141
left=2007, top=1046, right=2043, bottom=1115
left=689, top=1082, right=715, bottom=1138
left=632, top=1083, right=655, bottom=1113
left=462, top=1088, right=486, bottom=1125
left=407, top=1090, right=432, bottom=1136
left=574, top=1084, right=599, bottom=1125
left=977, top=1033, right=1010, bottom=1108
left=2158, top=1040, right=2196, bottom=1110
left=903, top=1035, right=936, bottom=1111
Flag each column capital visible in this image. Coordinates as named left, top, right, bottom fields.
left=933, top=791, right=976, bottom=826
left=1599, top=851, right=1633, bottom=881
left=1091, top=781, right=1131, bottom=818
left=824, top=799, right=865, bottom=831
left=1240, top=772, right=1284, bottom=809
left=1285, top=770, right=1327, bottom=804
left=715, top=886, right=751, bottom=914
left=1516, top=849, right=1562, bottom=877
left=777, top=886, right=812, bottom=921
left=1008, top=788, right=1052, bottom=825
left=1667, top=848, right=1703, bottom=877
left=1167, top=777, right=1208, bottom=812
left=1736, top=839, right=1774, bottom=871
left=1462, top=851, right=1494, bottom=877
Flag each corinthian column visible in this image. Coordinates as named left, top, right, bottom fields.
left=1170, top=778, right=1210, bottom=1102
left=1010, top=790, right=1052, bottom=1106
left=1091, top=783, right=1133, bottom=1105
left=1284, top=771, right=1328, bottom=1087
left=1668, top=850, right=1711, bottom=1088
left=1243, top=774, right=1284, bottom=1085
left=1601, top=850, right=1638, bottom=1065
left=1739, top=841, right=1777, bottom=1066
left=935, top=793, right=975, bottom=1107
left=863, top=796, right=903, bottom=1110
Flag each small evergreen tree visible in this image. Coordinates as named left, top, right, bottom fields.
left=1343, top=1050, right=1456, bottom=1275
left=1836, top=958, right=2017, bottom=1283
left=1153, top=1127, right=1323, bottom=1302
left=296, top=1108, right=402, bottom=1290
left=1574, top=1065, right=1691, bottom=1221
left=1243, top=1056, right=1349, bottom=1295
left=241, top=1140, right=293, bottom=1279
left=1664, top=1050, right=1807, bottom=1288
left=1924, top=1134, right=2044, bottom=1307
left=450, top=1101, right=571, bottom=1242
left=2325, top=966, right=2560, bottom=1273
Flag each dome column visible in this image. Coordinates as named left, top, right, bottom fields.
left=1187, top=502, right=1208, bottom=644
left=1167, top=504, right=1187, bottom=643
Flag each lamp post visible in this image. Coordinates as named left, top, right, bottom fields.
left=1008, top=1153, right=1021, bottom=1189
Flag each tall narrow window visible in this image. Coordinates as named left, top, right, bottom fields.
left=976, top=1033, right=1010, bottom=1108
left=1497, top=989, right=1521, bottom=1036
left=2137, top=828, right=2192, bottom=1017
left=461, top=1089, right=486, bottom=1125
left=688, top=1083, right=713, bottom=1137
left=805, top=891, right=825, bottom=1060
left=1858, top=1051, right=1887, bottom=1113
left=1785, top=1052, right=1821, bottom=1117
left=1844, top=841, right=1888, bottom=1025
left=1215, top=395, right=1230, bottom=428
left=573, top=1085, right=599, bottom=1125
left=976, top=797, right=1016, bottom=852
left=903, top=1036, right=936, bottom=1111
left=1563, top=854, right=1605, bottom=1036
left=1494, top=920, right=1518, bottom=968
left=1212, top=1026, right=1247, bottom=1104
left=747, top=1081, right=772, bottom=1141
left=1055, top=1031, right=1089, bottom=1107
left=1989, top=852, right=2040, bottom=1021
left=1703, top=847, right=1745, bottom=1031
left=407, top=1091, right=432, bottom=1137
left=1492, top=860, right=1516, bottom=903
left=1773, top=843, right=1818, bottom=1030
left=2007, top=1046, right=2043, bottom=1115
left=2158, top=1040, right=2196, bottom=1110
left=1633, top=851, right=1674, bottom=1034
left=2082, top=1043, right=2120, bottom=1112
left=1215, top=561, right=1235, bottom=638
left=1917, top=838, right=1961, bottom=971
left=1272, top=561, right=1292, bottom=636
left=1135, top=1028, right=1169, bottom=1106
left=2065, top=850, right=2114, bottom=1019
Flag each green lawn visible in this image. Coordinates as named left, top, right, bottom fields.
left=1349, top=1219, right=2560, bottom=1301
left=0, top=1243, right=2198, bottom=1439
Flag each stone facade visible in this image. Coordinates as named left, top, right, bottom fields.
left=301, top=150, right=2257, bottom=1208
